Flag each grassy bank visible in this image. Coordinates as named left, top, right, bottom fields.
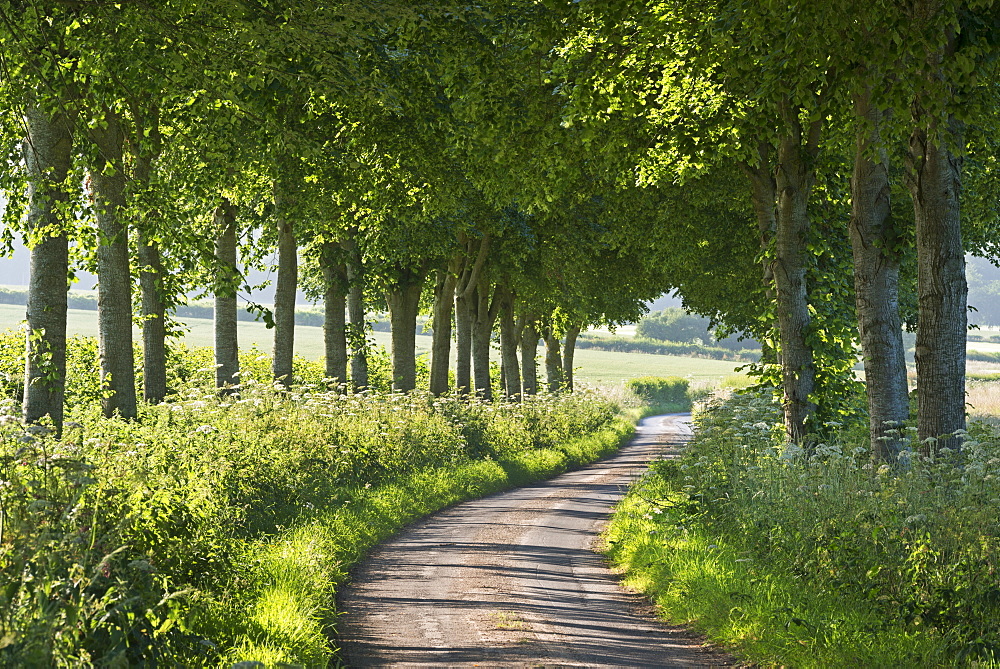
left=605, top=390, right=1000, bottom=667
left=0, top=337, right=636, bottom=666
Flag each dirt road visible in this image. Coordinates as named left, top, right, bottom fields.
left=337, top=414, right=737, bottom=667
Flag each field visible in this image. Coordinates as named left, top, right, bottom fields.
left=0, top=303, right=741, bottom=385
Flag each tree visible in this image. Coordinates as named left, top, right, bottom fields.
left=21, top=103, right=74, bottom=431
left=214, top=198, right=240, bottom=393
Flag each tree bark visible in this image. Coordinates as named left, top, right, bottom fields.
left=908, top=122, right=966, bottom=451
left=498, top=286, right=521, bottom=400
left=430, top=262, right=458, bottom=395
left=22, top=103, right=72, bottom=432
left=471, top=278, right=499, bottom=400
left=272, top=178, right=297, bottom=387
left=129, top=104, right=166, bottom=405
left=386, top=271, right=425, bottom=392
left=773, top=111, right=819, bottom=443
left=454, top=289, right=473, bottom=396
left=520, top=319, right=539, bottom=396
left=544, top=327, right=563, bottom=393
left=138, top=235, right=167, bottom=403
left=562, top=323, right=581, bottom=392
left=454, top=234, right=489, bottom=397
left=321, top=241, right=349, bottom=389
left=130, top=124, right=167, bottom=404
left=214, top=199, right=240, bottom=393
left=850, top=91, right=909, bottom=461
left=741, top=144, right=781, bottom=368
left=345, top=237, right=369, bottom=391
left=742, top=143, right=778, bottom=305
left=91, top=111, right=136, bottom=420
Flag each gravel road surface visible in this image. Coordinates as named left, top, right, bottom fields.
left=337, top=414, right=738, bottom=667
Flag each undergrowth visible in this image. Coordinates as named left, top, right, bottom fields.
left=605, top=389, right=1000, bottom=667
left=0, top=334, right=631, bottom=667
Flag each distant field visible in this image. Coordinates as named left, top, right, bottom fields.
left=0, top=303, right=742, bottom=386
left=968, top=340, right=1000, bottom=353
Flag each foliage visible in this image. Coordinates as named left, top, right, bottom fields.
left=0, top=349, right=627, bottom=666
left=635, top=308, right=713, bottom=344
left=607, top=390, right=1000, bottom=666
left=625, top=376, right=690, bottom=411
left=576, top=333, right=759, bottom=362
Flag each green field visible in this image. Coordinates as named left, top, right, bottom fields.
left=0, top=303, right=741, bottom=385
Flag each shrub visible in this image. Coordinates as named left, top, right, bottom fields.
left=626, top=376, right=690, bottom=408
left=635, top=308, right=711, bottom=343
left=0, top=347, right=627, bottom=666
left=608, top=389, right=1000, bottom=666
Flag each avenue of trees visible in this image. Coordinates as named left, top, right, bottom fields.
left=3, top=0, right=1000, bottom=463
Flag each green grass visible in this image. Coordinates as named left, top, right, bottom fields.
left=229, top=418, right=635, bottom=665
left=0, top=303, right=742, bottom=385
left=605, top=390, right=1000, bottom=667
left=0, top=336, right=638, bottom=667
left=605, top=483, right=942, bottom=667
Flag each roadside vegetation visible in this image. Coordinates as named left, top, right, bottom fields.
left=607, top=388, right=1000, bottom=667
left=3, top=2, right=1000, bottom=668
left=0, top=335, right=633, bottom=666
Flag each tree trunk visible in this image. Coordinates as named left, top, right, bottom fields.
left=454, top=290, right=473, bottom=396
left=345, top=237, right=368, bottom=391
left=544, top=327, right=563, bottom=393
left=386, top=273, right=424, bottom=392
left=562, top=323, right=581, bottom=392
left=214, top=199, right=240, bottom=393
left=92, top=111, right=136, bottom=420
left=520, top=319, right=539, bottom=396
left=22, top=103, right=72, bottom=432
left=773, top=119, right=818, bottom=443
left=454, top=234, right=490, bottom=397
left=138, top=236, right=167, bottom=403
left=742, top=144, right=781, bottom=369
left=430, top=263, right=458, bottom=395
left=742, top=143, right=779, bottom=305
left=908, top=122, right=966, bottom=451
left=130, top=106, right=166, bottom=405
left=850, top=91, right=909, bottom=462
left=272, top=178, right=297, bottom=387
left=321, top=241, right=348, bottom=389
left=498, top=287, right=520, bottom=400
left=471, top=279, right=499, bottom=400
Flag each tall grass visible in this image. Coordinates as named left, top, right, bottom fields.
left=0, top=334, right=631, bottom=666
left=606, top=389, right=1000, bottom=667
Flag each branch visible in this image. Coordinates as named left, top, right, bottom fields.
left=458, top=232, right=490, bottom=300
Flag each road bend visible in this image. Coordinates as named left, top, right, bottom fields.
left=337, top=413, right=738, bottom=668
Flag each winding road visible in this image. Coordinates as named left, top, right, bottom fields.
left=337, top=414, right=738, bottom=667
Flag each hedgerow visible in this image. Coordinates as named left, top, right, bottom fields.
left=0, top=334, right=629, bottom=666
left=606, top=390, right=1000, bottom=666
